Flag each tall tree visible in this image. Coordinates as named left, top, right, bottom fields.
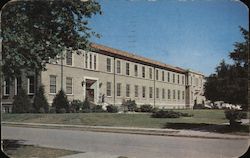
left=1, top=0, right=101, bottom=78
left=204, top=27, right=248, bottom=110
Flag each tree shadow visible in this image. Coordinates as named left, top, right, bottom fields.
left=164, top=123, right=249, bottom=134
left=2, top=139, right=27, bottom=156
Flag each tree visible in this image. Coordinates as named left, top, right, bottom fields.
left=204, top=27, right=248, bottom=110
left=1, top=0, right=101, bottom=78
left=33, top=85, right=49, bottom=113
left=52, top=90, right=69, bottom=113
left=12, top=88, right=32, bottom=113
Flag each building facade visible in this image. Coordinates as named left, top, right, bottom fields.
left=2, top=43, right=205, bottom=112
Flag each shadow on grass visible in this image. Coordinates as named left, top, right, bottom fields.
left=164, top=123, right=249, bottom=134
left=2, top=139, right=26, bottom=156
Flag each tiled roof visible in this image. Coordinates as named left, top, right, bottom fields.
left=90, top=43, right=186, bottom=73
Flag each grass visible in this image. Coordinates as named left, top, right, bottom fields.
left=2, top=139, right=81, bottom=158
left=3, top=110, right=228, bottom=129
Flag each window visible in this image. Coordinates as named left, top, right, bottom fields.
left=3, top=78, right=10, bottom=96
left=168, top=89, right=171, bottom=99
left=66, top=77, right=73, bottom=94
left=15, top=77, right=22, bottom=95
left=106, top=82, right=112, bottom=96
left=134, top=65, right=138, bottom=77
left=85, top=53, right=88, bottom=68
left=190, top=76, right=192, bottom=85
left=28, top=76, right=35, bottom=94
left=117, top=60, right=121, bottom=74
left=177, top=75, right=179, bottom=84
left=94, top=54, right=97, bottom=70
left=134, top=85, right=138, bottom=97
left=162, top=71, right=165, bottom=81
left=182, top=91, right=185, bottom=100
left=142, top=86, right=146, bottom=98
left=162, top=88, right=165, bottom=99
left=126, top=63, right=130, bottom=75
left=142, top=66, right=145, bottom=78
left=173, top=74, right=175, bottom=83
left=66, top=51, right=72, bottom=65
left=182, top=76, right=184, bottom=85
left=50, top=75, right=56, bottom=94
left=149, top=68, right=152, bottom=79
left=177, top=90, right=180, bottom=100
left=173, top=90, right=176, bottom=100
left=156, top=88, right=159, bottom=98
left=89, top=54, right=92, bottom=69
left=167, top=72, right=170, bottom=82
left=107, top=58, right=112, bottom=72
left=156, top=70, right=159, bottom=80
left=149, top=87, right=153, bottom=98
left=117, top=83, right=121, bottom=96
left=126, top=84, right=130, bottom=97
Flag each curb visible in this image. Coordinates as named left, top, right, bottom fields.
left=2, top=122, right=249, bottom=140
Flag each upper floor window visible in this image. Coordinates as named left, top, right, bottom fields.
left=117, top=60, right=121, bottom=74
left=117, top=83, right=121, bottom=96
left=182, top=76, right=184, bottom=85
left=66, top=51, right=72, bottom=65
left=85, top=53, right=88, bottom=68
left=162, top=71, right=165, bottom=81
left=177, top=75, right=180, bottom=84
left=126, top=84, right=130, bottom=97
left=107, top=58, right=112, bottom=72
left=94, top=54, right=97, bottom=70
left=149, top=87, right=153, bottom=98
left=142, top=66, right=145, bottom=78
left=50, top=75, right=56, bottom=94
left=134, top=85, right=139, bottom=97
left=149, top=68, right=152, bottom=79
left=106, top=82, right=112, bottom=96
left=3, top=78, right=10, bottom=96
left=89, top=54, right=92, bottom=69
left=66, top=77, right=73, bottom=94
left=156, top=70, right=159, bottom=80
left=173, top=74, right=175, bottom=83
left=134, top=64, right=138, bottom=77
left=126, top=63, right=130, bottom=75
left=28, top=76, right=35, bottom=94
left=167, top=72, right=170, bottom=82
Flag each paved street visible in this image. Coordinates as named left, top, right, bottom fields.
left=2, top=126, right=249, bottom=158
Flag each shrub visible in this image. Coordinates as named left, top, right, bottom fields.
left=49, top=108, right=56, bottom=113
left=12, top=88, right=32, bottom=113
left=140, top=104, right=153, bottom=112
left=70, top=99, right=82, bottom=113
left=38, top=107, right=45, bottom=113
left=92, top=105, right=105, bottom=113
left=52, top=90, right=69, bottom=113
left=106, top=105, right=118, bottom=113
left=58, top=108, right=66, bottom=113
left=33, top=85, right=49, bottom=113
left=239, top=111, right=248, bottom=119
left=122, top=99, right=137, bottom=112
left=224, top=110, right=242, bottom=127
left=151, top=110, right=193, bottom=118
left=81, top=97, right=91, bottom=112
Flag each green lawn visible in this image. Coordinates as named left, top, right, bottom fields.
left=2, top=110, right=228, bottom=129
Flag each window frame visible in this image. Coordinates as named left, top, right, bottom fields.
left=66, top=77, right=73, bottom=95
left=49, top=75, right=57, bottom=94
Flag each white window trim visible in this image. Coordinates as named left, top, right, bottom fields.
left=134, top=85, right=139, bottom=98
left=27, top=77, right=34, bottom=95
left=107, top=57, right=112, bottom=73
left=126, top=62, right=130, bottom=76
left=66, top=77, right=73, bottom=95
left=66, top=51, right=74, bottom=66
left=116, top=60, right=122, bottom=74
left=49, top=75, right=57, bottom=94
left=106, top=82, right=112, bottom=97
left=3, top=80, right=9, bottom=96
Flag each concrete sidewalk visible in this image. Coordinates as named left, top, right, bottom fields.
left=2, top=121, right=249, bottom=140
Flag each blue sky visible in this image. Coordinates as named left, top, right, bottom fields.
left=89, top=0, right=248, bottom=76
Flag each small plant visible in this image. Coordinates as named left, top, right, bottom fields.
left=58, top=108, right=66, bottom=113
left=82, top=97, right=91, bottom=112
left=151, top=110, right=193, bottom=118
left=52, top=90, right=69, bottom=113
left=140, top=104, right=153, bottom=112
left=38, top=107, right=45, bottom=113
left=122, top=99, right=137, bottom=112
left=70, top=99, right=82, bottom=113
left=224, top=109, right=242, bottom=127
left=92, top=105, right=105, bottom=113
left=106, top=105, right=118, bottom=113
left=12, top=88, right=32, bottom=113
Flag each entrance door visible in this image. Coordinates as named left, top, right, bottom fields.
left=86, top=89, right=94, bottom=102
left=85, top=79, right=97, bottom=103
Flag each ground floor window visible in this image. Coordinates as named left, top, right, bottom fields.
left=106, top=82, right=112, bottom=97
left=126, top=84, right=130, bottom=97
left=134, top=85, right=138, bottom=97
left=142, top=86, right=146, bottom=98
left=50, top=75, right=56, bottom=94
left=4, top=78, right=10, bottom=96
left=66, top=77, right=73, bottom=94
left=117, top=83, right=121, bottom=96
left=28, top=76, right=35, bottom=94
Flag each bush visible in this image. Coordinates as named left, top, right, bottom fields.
left=70, top=99, right=82, bottom=113
left=92, top=105, right=105, bottom=113
left=122, top=99, right=137, bottom=112
left=151, top=110, right=193, bottom=118
left=140, top=104, right=153, bottom=112
left=12, top=88, right=32, bottom=113
left=33, top=85, right=49, bottom=113
left=52, top=90, right=69, bottom=113
left=58, top=108, right=66, bottom=113
left=239, top=111, right=248, bottom=119
left=81, top=97, right=91, bottom=112
left=224, top=110, right=242, bottom=127
left=106, top=105, right=118, bottom=113
left=38, top=107, right=45, bottom=113
left=49, top=108, right=56, bottom=113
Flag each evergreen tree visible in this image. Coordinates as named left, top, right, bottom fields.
left=52, top=90, right=69, bottom=113
left=33, top=85, right=49, bottom=113
left=12, top=88, right=32, bottom=113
